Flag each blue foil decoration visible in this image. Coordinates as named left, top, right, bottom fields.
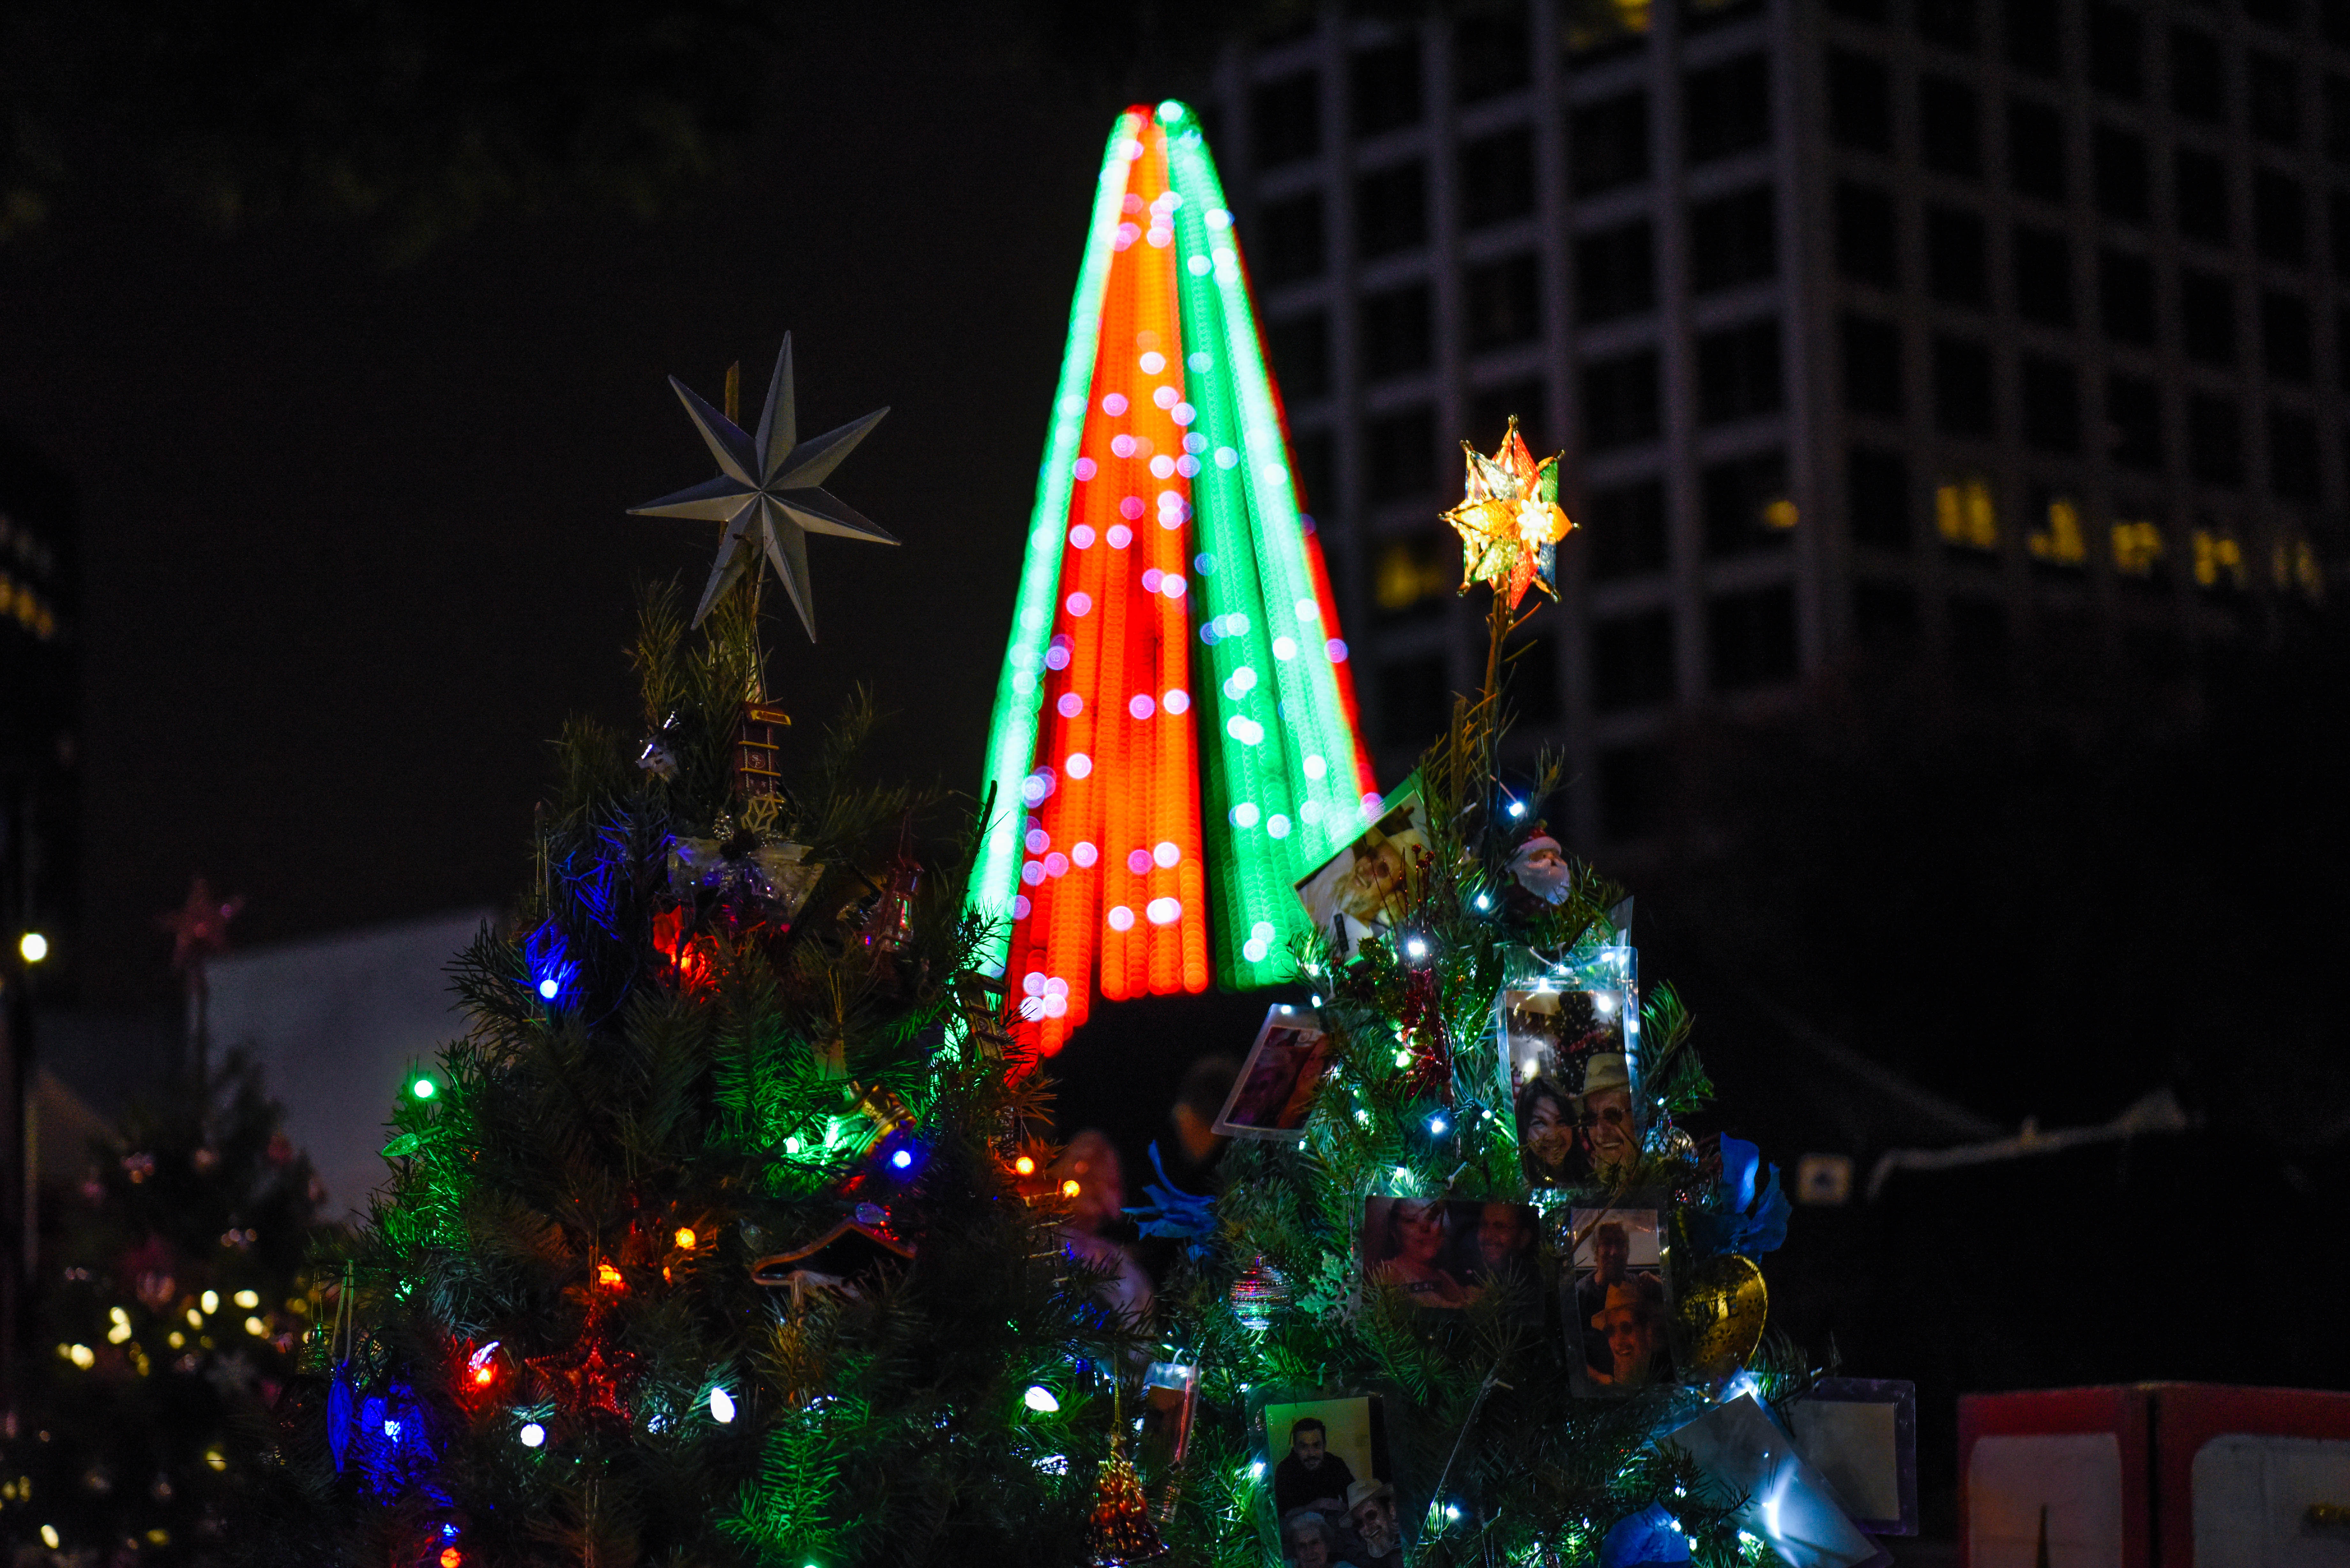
left=1602, top=1503, right=1694, bottom=1568
left=1123, top=1143, right=1217, bottom=1259
left=1688, top=1135, right=1791, bottom=1256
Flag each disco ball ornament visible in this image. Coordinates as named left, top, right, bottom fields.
left=1228, top=1254, right=1290, bottom=1332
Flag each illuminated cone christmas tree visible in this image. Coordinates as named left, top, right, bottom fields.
left=970, top=101, right=1376, bottom=1052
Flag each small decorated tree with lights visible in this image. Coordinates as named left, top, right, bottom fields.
left=0, top=1052, right=324, bottom=1564
left=246, top=345, right=1144, bottom=1568
left=1118, top=424, right=1887, bottom=1568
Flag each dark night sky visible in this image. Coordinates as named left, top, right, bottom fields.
left=1, top=12, right=1159, bottom=1007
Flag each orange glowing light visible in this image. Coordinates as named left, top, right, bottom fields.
left=596, top=1263, right=623, bottom=1289
left=472, top=1366, right=493, bottom=1386
left=1013, top=1155, right=1036, bottom=1177
left=440, top=1549, right=462, bottom=1568
left=1060, top=1179, right=1082, bottom=1199
left=674, top=1227, right=697, bottom=1249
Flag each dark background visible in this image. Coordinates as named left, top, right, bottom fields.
left=5, top=0, right=2346, bottom=1541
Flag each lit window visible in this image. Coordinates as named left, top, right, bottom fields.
left=2190, top=526, right=2245, bottom=590
left=2027, top=496, right=2087, bottom=566
left=2110, top=519, right=2165, bottom=576
left=1934, top=477, right=1998, bottom=550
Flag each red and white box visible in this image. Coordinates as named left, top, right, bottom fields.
left=1960, top=1383, right=2350, bottom=1568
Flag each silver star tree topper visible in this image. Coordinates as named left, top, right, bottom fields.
left=630, top=334, right=893, bottom=638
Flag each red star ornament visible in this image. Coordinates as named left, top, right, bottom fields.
left=160, top=876, right=244, bottom=972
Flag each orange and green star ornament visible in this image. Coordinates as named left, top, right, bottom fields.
left=1442, top=416, right=1573, bottom=609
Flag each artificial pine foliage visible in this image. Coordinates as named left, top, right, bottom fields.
left=249, top=581, right=1130, bottom=1567
left=0, top=1053, right=324, bottom=1564
left=1138, top=612, right=1813, bottom=1568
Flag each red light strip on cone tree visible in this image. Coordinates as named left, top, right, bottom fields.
left=972, top=103, right=1376, bottom=1054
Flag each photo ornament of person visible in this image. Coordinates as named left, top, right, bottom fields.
left=1293, top=775, right=1433, bottom=957
left=1497, top=947, right=1640, bottom=1189
left=1358, top=1197, right=1541, bottom=1315
left=1564, top=1198, right=1676, bottom=1396
left=1256, top=1391, right=1400, bottom=1567
left=1215, top=1006, right=1337, bottom=1139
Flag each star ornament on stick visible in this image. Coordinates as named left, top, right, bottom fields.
left=1440, top=416, right=1573, bottom=611
left=161, top=877, right=244, bottom=973
left=630, top=334, right=893, bottom=639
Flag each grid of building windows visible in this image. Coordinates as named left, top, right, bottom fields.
left=1213, top=0, right=2341, bottom=845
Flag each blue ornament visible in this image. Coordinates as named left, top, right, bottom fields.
left=1601, top=1503, right=1693, bottom=1568
left=326, top=1369, right=353, bottom=1474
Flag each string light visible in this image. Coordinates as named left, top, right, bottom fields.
left=18, top=932, right=47, bottom=964
left=410, top=1076, right=437, bottom=1101
left=519, top=1423, right=545, bottom=1448
left=233, top=1290, right=258, bottom=1308
left=709, top=1387, right=737, bottom=1423
left=675, top=1228, right=697, bottom=1249
left=1013, top=1155, right=1036, bottom=1176
left=1023, top=1385, right=1061, bottom=1413
left=596, top=1263, right=623, bottom=1290
left=1060, top=1179, right=1082, bottom=1199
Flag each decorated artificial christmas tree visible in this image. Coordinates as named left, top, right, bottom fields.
left=1105, top=426, right=1898, bottom=1567
left=245, top=349, right=1146, bottom=1567
left=0, top=1049, right=324, bottom=1564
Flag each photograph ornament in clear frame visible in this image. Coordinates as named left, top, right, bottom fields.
left=1494, top=944, right=1641, bottom=1190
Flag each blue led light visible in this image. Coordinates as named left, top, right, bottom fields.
left=890, top=1150, right=913, bottom=1170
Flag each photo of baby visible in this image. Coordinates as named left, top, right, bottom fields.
left=1293, top=779, right=1433, bottom=957
left=1215, top=1007, right=1336, bottom=1139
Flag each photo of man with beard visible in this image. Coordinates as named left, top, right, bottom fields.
left=1346, top=1479, right=1407, bottom=1568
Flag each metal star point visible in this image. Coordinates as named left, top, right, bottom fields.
left=1440, top=416, right=1572, bottom=611
left=630, top=334, right=893, bottom=639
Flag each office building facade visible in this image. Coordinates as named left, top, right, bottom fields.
left=1205, top=0, right=2341, bottom=843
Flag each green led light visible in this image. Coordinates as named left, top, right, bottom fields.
left=410, top=1077, right=436, bottom=1101
left=968, top=110, right=1147, bottom=980
left=1166, top=115, right=1373, bottom=984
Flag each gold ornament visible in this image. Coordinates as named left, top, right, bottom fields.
left=1440, top=416, right=1572, bottom=610
left=1086, top=1447, right=1169, bottom=1565
left=1672, top=1254, right=1768, bottom=1380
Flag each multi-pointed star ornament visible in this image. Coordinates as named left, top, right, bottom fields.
left=1440, top=416, right=1574, bottom=611
left=161, top=876, right=243, bottom=974
left=630, top=335, right=893, bottom=639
